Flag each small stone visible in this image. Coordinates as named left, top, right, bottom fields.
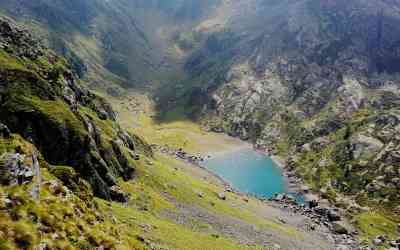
left=218, top=192, right=226, bottom=200
left=301, top=185, right=310, bottom=193
left=272, top=243, right=281, bottom=249
left=136, top=235, right=146, bottom=242
left=37, top=243, right=49, bottom=250
left=4, top=198, right=12, bottom=206
left=373, top=238, right=382, bottom=245
left=376, top=235, right=386, bottom=242
left=211, top=234, right=219, bottom=238
left=225, top=187, right=232, bottom=192
left=23, top=169, right=34, bottom=179
left=133, top=154, right=140, bottom=161
left=51, top=233, right=59, bottom=240
left=278, top=217, right=287, bottom=224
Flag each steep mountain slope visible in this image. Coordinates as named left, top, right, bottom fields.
left=0, top=0, right=221, bottom=91
left=0, top=15, right=151, bottom=199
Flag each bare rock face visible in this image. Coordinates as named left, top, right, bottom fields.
left=0, top=153, right=34, bottom=185
left=351, top=134, right=384, bottom=161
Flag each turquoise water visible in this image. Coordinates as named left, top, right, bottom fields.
left=202, top=148, right=287, bottom=199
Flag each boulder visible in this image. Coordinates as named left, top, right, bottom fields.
left=314, top=206, right=329, bottom=216
left=274, top=194, right=285, bottom=201
left=351, top=134, right=384, bottom=160
left=0, top=153, right=34, bottom=185
left=301, top=185, right=311, bottom=193
left=389, top=240, right=399, bottom=247
left=374, top=235, right=386, bottom=244
left=373, top=238, right=383, bottom=246
left=308, top=200, right=319, bottom=209
left=331, top=221, right=348, bottom=234
left=0, top=123, right=10, bottom=138
left=327, top=209, right=341, bottom=222
left=109, top=186, right=129, bottom=203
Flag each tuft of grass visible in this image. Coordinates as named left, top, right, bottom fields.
left=355, top=211, right=399, bottom=241
left=0, top=50, right=27, bottom=71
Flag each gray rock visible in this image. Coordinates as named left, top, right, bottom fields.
left=218, top=192, right=226, bottom=200
left=351, top=134, right=384, bottom=161
left=196, top=191, right=204, bottom=198
left=0, top=123, right=10, bottom=138
left=389, top=240, right=399, bottom=247
left=274, top=194, right=285, bottom=201
left=335, top=245, right=350, bottom=250
left=327, top=209, right=341, bottom=222
left=37, top=243, right=49, bottom=250
left=331, top=221, right=348, bottom=234
left=0, top=153, right=34, bottom=185
left=109, top=185, right=129, bottom=203
left=372, top=238, right=382, bottom=245
left=272, top=243, right=281, bottom=249
left=301, top=185, right=311, bottom=193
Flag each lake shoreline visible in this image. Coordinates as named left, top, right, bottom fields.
left=252, top=147, right=304, bottom=196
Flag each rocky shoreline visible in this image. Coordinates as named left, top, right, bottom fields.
left=154, top=145, right=240, bottom=192
left=156, top=143, right=400, bottom=249
left=270, top=194, right=360, bottom=250
left=155, top=144, right=365, bottom=249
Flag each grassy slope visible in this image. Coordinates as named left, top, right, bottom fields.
left=0, top=132, right=303, bottom=250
